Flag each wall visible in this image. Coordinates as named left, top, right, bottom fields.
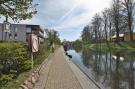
left=0, top=24, right=3, bottom=40
left=14, top=24, right=27, bottom=42
left=0, top=23, right=27, bottom=42
left=124, top=32, right=135, bottom=41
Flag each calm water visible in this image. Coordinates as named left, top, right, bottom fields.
left=67, top=48, right=135, bottom=89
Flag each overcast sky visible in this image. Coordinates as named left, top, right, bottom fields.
left=0, top=0, right=112, bottom=41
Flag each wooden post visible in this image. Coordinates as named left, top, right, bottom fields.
left=31, top=52, right=34, bottom=69
left=30, top=32, right=34, bottom=69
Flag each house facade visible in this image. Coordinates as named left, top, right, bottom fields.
left=0, top=23, right=44, bottom=43
left=124, top=32, right=135, bottom=41
left=112, top=32, right=135, bottom=42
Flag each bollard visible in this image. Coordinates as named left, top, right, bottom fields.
left=20, top=85, right=29, bottom=89
left=23, top=79, right=33, bottom=89
left=31, top=73, right=36, bottom=85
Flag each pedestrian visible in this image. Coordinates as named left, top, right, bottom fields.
left=63, top=44, right=67, bottom=52
left=52, top=42, right=55, bottom=53
left=50, top=41, right=55, bottom=53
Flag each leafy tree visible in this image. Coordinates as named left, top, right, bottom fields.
left=0, top=0, right=37, bottom=22
left=48, top=30, right=61, bottom=45
left=72, top=39, right=82, bottom=52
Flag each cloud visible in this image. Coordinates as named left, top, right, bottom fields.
left=52, top=0, right=112, bottom=41
left=0, top=0, right=112, bottom=41
left=55, top=0, right=111, bottom=29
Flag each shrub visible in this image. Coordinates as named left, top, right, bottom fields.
left=0, top=74, right=14, bottom=87
left=20, top=60, right=32, bottom=71
left=0, top=42, right=30, bottom=86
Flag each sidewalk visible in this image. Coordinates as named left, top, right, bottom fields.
left=33, top=47, right=82, bottom=89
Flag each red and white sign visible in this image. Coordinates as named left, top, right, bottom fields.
left=31, top=34, right=39, bottom=52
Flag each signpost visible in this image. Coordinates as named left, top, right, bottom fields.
left=30, top=34, right=39, bottom=69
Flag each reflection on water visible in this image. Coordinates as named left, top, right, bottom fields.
left=67, top=48, right=135, bottom=89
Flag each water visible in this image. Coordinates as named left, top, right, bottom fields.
left=67, top=48, right=135, bottom=89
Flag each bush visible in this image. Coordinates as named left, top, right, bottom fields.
left=0, top=41, right=51, bottom=89
left=0, top=42, right=30, bottom=86
left=20, top=60, right=32, bottom=71
left=33, top=42, right=50, bottom=66
left=0, top=74, right=14, bottom=86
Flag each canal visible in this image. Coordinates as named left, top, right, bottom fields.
left=67, top=48, right=135, bottom=89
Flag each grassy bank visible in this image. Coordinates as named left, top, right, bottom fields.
left=0, top=42, right=57, bottom=89
left=83, top=42, right=135, bottom=50
left=4, top=51, right=51, bottom=89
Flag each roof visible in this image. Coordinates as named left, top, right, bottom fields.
left=27, top=25, right=44, bottom=33
left=0, top=23, right=44, bottom=33
left=112, top=34, right=124, bottom=39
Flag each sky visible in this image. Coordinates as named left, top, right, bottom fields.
left=0, top=0, right=112, bottom=41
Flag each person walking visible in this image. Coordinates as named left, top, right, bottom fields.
left=52, top=42, right=55, bottom=53
left=63, top=44, right=67, bottom=52
left=50, top=41, right=55, bottom=53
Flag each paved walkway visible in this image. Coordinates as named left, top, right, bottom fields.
left=34, top=47, right=100, bottom=89
left=44, top=48, right=82, bottom=89
left=33, top=47, right=82, bottom=89
left=65, top=56, right=100, bottom=89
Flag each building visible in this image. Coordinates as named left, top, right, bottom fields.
left=112, top=32, right=135, bottom=42
left=124, top=32, right=135, bottom=41
left=0, top=23, right=45, bottom=43
left=112, top=34, right=124, bottom=41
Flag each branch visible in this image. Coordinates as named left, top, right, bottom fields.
left=2, top=3, right=14, bottom=11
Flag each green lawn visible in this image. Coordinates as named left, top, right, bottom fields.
left=83, top=42, right=135, bottom=50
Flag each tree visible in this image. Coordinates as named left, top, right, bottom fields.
left=91, top=14, right=102, bottom=43
left=102, top=9, right=109, bottom=42
left=0, top=0, right=37, bottom=22
left=111, top=0, right=122, bottom=43
left=81, top=25, right=91, bottom=44
left=122, top=0, right=135, bottom=41
left=48, top=30, right=61, bottom=45
left=106, top=9, right=114, bottom=42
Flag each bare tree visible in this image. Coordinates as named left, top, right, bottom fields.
left=81, top=25, right=91, bottom=44
left=106, top=9, right=114, bottom=42
left=102, top=9, right=109, bottom=42
left=111, top=0, right=122, bottom=43
left=122, top=0, right=135, bottom=41
left=92, top=14, right=102, bottom=43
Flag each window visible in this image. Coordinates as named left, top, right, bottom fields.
left=9, top=34, right=12, bottom=39
left=14, top=34, right=18, bottom=40
left=27, top=27, right=32, bottom=33
left=15, top=27, right=18, bottom=33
